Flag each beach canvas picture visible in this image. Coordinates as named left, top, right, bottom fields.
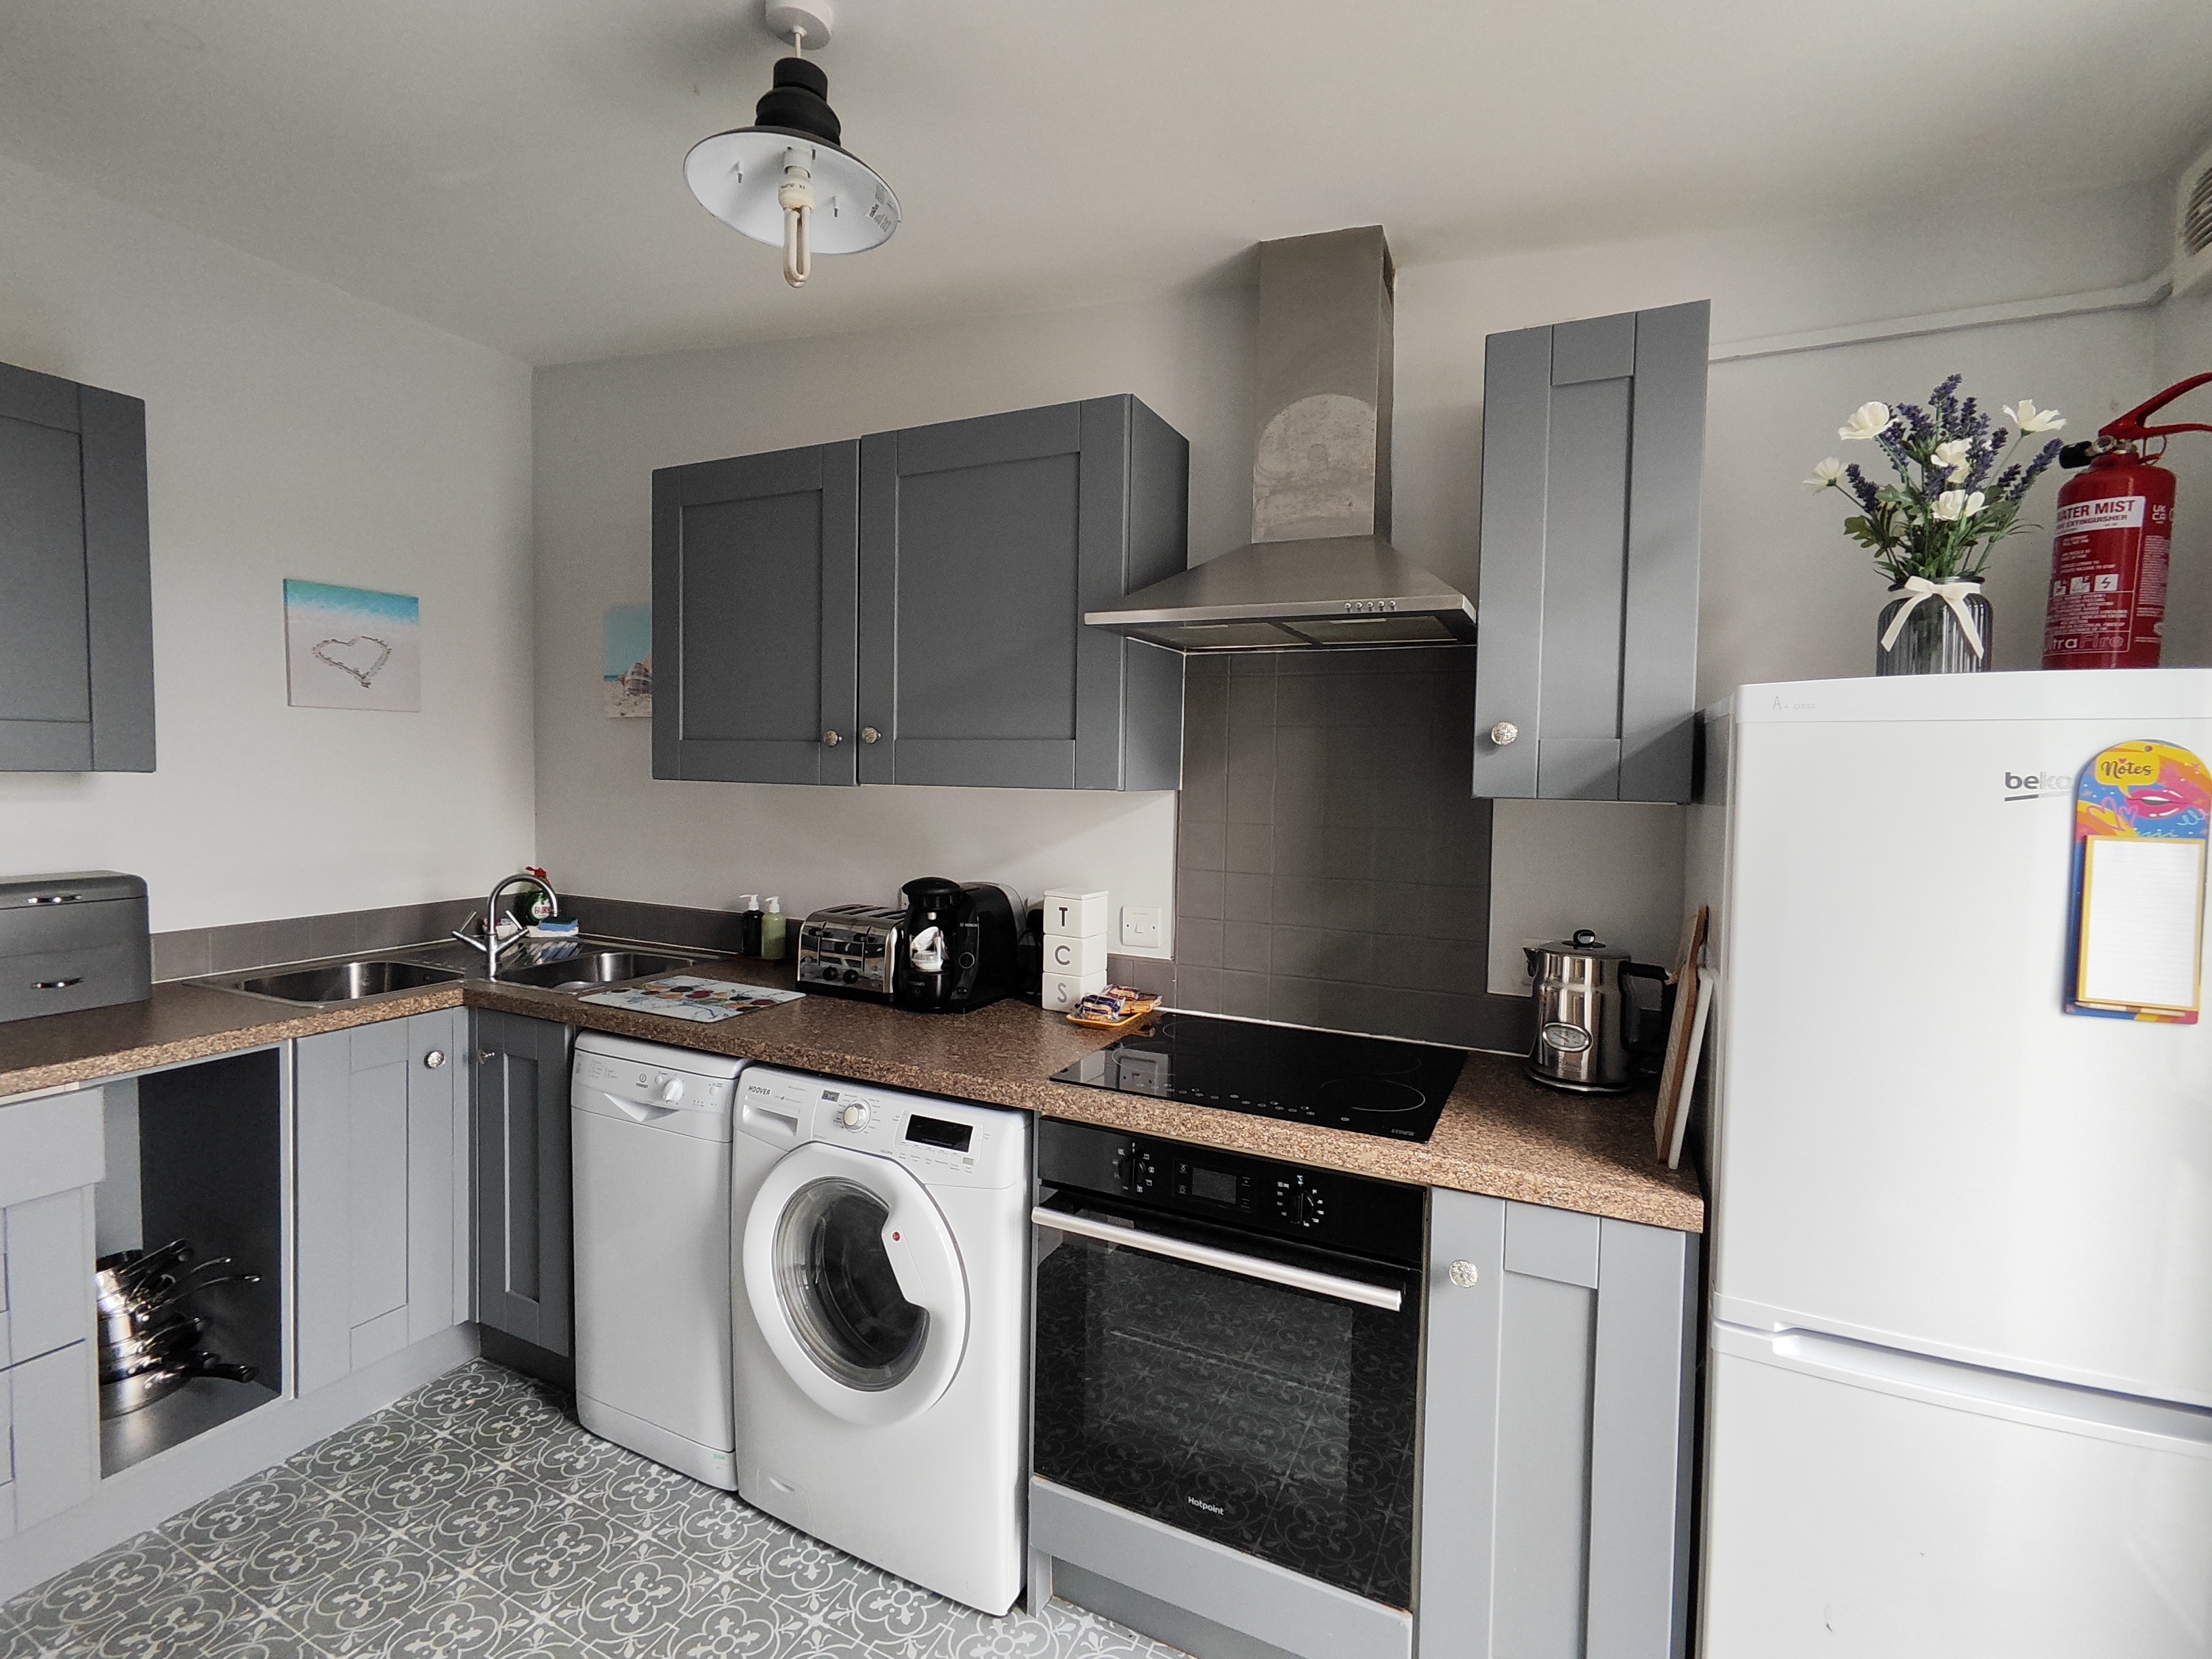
left=604, top=603, right=653, bottom=718
left=284, top=579, right=421, bottom=712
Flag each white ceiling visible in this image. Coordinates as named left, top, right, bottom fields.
left=4, top=0, right=2211, bottom=366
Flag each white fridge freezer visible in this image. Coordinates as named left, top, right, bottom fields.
left=1693, top=670, right=2212, bottom=1658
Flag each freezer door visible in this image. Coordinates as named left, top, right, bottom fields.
left=1714, top=695, right=2212, bottom=1403
left=1702, top=1323, right=2212, bottom=1658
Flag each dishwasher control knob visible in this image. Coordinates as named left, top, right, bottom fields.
left=659, top=1078, right=685, bottom=1103
left=841, top=1103, right=868, bottom=1128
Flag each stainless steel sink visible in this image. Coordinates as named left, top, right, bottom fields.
left=226, top=959, right=467, bottom=1005
left=493, top=949, right=697, bottom=991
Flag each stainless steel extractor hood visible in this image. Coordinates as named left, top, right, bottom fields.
left=1086, top=226, right=1477, bottom=651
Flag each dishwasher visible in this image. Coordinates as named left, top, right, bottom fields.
left=571, top=1031, right=746, bottom=1489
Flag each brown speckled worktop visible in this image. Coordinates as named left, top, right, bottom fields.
left=0, top=956, right=1702, bottom=1233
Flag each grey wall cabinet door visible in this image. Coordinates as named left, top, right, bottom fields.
left=857, top=395, right=1187, bottom=790
left=1418, top=1191, right=1698, bottom=1659
left=1471, top=302, right=1708, bottom=804
left=295, top=1009, right=468, bottom=1394
left=0, top=361, right=155, bottom=773
left=472, top=1010, right=573, bottom=1356
left=653, top=439, right=860, bottom=785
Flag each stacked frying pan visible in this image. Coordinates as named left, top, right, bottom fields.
left=94, top=1239, right=260, bottom=1416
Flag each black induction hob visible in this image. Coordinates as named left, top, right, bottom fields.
left=1050, top=1010, right=1468, bottom=1142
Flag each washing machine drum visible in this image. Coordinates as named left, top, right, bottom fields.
left=743, top=1141, right=969, bottom=1427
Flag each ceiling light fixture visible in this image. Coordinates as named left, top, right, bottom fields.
left=683, top=1, right=900, bottom=289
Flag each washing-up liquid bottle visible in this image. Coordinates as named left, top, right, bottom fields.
left=761, top=897, right=787, bottom=962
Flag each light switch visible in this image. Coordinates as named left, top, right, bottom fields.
left=1120, top=906, right=1162, bottom=948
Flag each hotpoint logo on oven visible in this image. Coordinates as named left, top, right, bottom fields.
left=1185, top=1495, right=1227, bottom=1516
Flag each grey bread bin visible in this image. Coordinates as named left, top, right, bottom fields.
left=0, top=871, right=151, bottom=1023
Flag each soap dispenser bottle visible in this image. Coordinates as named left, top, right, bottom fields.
left=760, top=897, right=787, bottom=962
left=737, top=895, right=764, bottom=957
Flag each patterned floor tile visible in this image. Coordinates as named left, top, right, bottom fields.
left=4, top=1360, right=1189, bottom=1659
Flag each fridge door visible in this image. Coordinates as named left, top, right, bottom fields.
left=1713, top=672, right=2212, bottom=1404
left=1702, top=1322, right=2212, bottom=1658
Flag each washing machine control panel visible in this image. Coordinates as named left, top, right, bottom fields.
left=737, top=1068, right=1028, bottom=1190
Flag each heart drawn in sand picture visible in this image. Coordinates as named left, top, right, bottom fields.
left=310, top=635, right=393, bottom=687
left=284, top=579, right=421, bottom=712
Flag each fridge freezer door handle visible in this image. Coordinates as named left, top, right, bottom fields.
left=1715, top=1322, right=2212, bottom=1456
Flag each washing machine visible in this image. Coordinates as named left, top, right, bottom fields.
left=731, top=1065, right=1029, bottom=1615
left=573, top=1031, right=745, bottom=1490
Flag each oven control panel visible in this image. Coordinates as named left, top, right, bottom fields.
left=1039, top=1119, right=1424, bottom=1267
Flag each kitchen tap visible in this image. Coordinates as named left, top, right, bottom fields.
left=453, top=871, right=559, bottom=983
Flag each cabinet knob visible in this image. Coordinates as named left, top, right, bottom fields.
left=1448, top=1259, right=1479, bottom=1288
left=478, top=1050, right=495, bottom=1064
left=860, top=726, right=880, bottom=743
left=823, top=729, right=842, bottom=746
left=424, top=1050, right=447, bottom=1069
left=1488, top=721, right=1519, bottom=748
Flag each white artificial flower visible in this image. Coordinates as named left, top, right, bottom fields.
left=1804, top=457, right=1845, bottom=490
left=1839, top=402, right=1893, bottom=441
left=2003, top=399, right=2066, bottom=434
left=1931, top=438, right=1973, bottom=479
left=1932, top=489, right=1986, bottom=522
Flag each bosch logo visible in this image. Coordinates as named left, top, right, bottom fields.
left=1343, top=598, right=1398, bottom=614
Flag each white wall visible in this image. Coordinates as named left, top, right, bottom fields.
left=0, top=156, right=536, bottom=932
left=535, top=179, right=2173, bottom=978
left=2154, top=285, right=2212, bottom=668
left=531, top=291, right=1255, bottom=951
left=1387, top=182, right=2170, bottom=985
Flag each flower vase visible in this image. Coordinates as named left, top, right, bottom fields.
left=1875, top=583, right=1992, bottom=676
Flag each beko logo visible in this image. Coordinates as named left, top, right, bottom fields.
left=2003, top=768, right=2074, bottom=802
left=1185, top=1496, right=1226, bottom=1515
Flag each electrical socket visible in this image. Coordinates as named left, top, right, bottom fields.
left=1120, top=905, right=1162, bottom=948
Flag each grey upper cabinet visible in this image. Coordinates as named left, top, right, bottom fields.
left=858, top=396, right=1186, bottom=790
left=472, top=1010, right=573, bottom=1357
left=1418, top=1191, right=1698, bottom=1659
left=295, top=1009, right=468, bottom=1395
left=0, top=361, right=154, bottom=773
left=1471, top=302, right=1708, bottom=803
left=653, top=439, right=860, bottom=785
left=653, top=395, right=1186, bottom=792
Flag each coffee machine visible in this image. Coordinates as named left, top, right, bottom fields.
left=893, top=878, right=1025, bottom=1014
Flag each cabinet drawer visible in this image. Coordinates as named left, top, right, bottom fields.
left=0, top=939, right=150, bottom=1023
left=0, top=1088, right=102, bottom=1209
left=2, top=1339, right=97, bottom=1531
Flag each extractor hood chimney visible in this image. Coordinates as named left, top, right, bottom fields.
left=1085, top=226, right=1477, bottom=651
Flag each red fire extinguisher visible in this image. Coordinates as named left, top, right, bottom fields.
left=2042, top=372, right=2212, bottom=670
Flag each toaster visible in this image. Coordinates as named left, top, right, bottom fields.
left=795, top=903, right=905, bottom=1000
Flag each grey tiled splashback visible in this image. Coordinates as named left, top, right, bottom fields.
left=1170, top=647, right=1530, bottom=1054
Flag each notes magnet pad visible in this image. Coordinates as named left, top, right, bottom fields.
left=2067, top=741, right=2210, bottom=1023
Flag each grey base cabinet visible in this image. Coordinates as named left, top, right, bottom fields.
left=1418, top=1191, right=1698, bottom=1659
left=654, top=394, right=1187, bottom=792
left=295, top=1010, right=469, bottom=1395
left=472, top=1012, right=573, bottom=1357
left=0, top=361, right=154, bottom=773
left=1471, top=303, right=1708, bottom=804
left=0, top=1088, right=104, bottom=1534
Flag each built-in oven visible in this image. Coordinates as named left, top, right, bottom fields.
left=1031, top=1120, right=1425, bottom=1612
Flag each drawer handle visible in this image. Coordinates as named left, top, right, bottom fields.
left=1488, top=721, right=1519, bottom=747
left=28, top=893, right=81, bottom=905
left=1448, top=1259, right=1480, bottom=1288
left=34, top=978, right=85, bottom=990
left=860, top=726, right=880, bottom=743
left=822, top=729, right=843, bottom=746
left=424, top=1050, right=447, bottom=1069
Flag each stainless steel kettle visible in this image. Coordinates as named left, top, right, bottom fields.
left=1523, top=929, right=1668, bottom=1094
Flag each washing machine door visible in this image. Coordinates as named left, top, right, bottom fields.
left=741, top=1141, right=969, bottom=1428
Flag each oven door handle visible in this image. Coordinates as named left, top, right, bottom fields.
left=1031, top=1206, right=1405, bottom=1313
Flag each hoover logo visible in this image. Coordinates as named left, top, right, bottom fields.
left=2003, top=768, right=2074, bottom=802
